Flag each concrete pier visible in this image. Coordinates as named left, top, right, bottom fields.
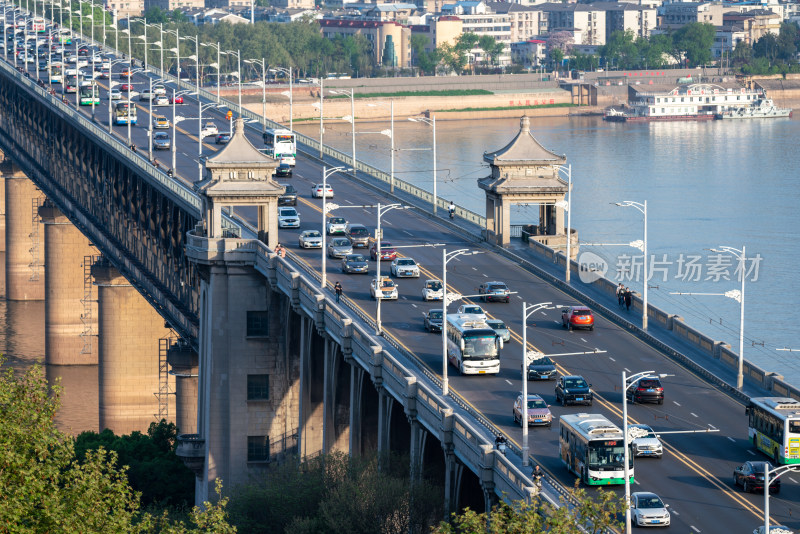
left=3, top=167, right=45, bottom=301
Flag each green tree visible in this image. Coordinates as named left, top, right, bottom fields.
left=431, top=482, right=626, bottom=534
left=0, top=359, right=234, bottom=533
left=600, top=30, right=639, bottom=70
left=438, top=42, right=468, bottom=75
left=410, top=34, right=441, bottom=75
left=672, top=22, right=715, bottom=67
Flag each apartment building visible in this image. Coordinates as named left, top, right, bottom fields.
left=408, top=15, right=463, bottom=53
left=712, top=25, right=748, bottom=58
left=143, top=0, right=203, bottom=13
left=107, top=0, right=145, bottom=19
left=537, top=3, right=607, bottom=45
left=487, top=2, right=544, bottom=43
left=604, top=3, right=657, bottom=40
left=722, top=9, right=781, bottom=44
left=659, top=2, right=723, bottom=29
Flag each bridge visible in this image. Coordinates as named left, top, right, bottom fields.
left=1, top=20, right=799, bottom=533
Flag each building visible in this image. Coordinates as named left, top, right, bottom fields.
left=536, top=3, right=608, bottom=46
left=408, top=15, right=463, bottom=54
left=510, top=39, right=547, bottom=67
left=442, top=1, right=512, bottom=64
left=659, top=2, right=723, bottom=29
left=143, top=0, right=203, bottom=13
left=722, top=9, right=781, bottom=44
left=319, top=19, right=411, bottom=67
left=487, top=2, right=545, bottom=43
left=604, top=3, right=657, bottom=40
left=107, top=1, right=145, bottom=19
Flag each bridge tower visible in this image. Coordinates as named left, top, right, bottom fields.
left=478, top=115, right=577, bottom=253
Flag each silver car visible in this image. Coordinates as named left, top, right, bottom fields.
left=628, top=424, right=663, bottom=458
left=630, top=492, right=670, bottom=527
left=298, top=230, right=323, bottom=249
left=327, top=237, right=352, bottom=258
left=341, top=254, right=369, bottom=274
left=486, top=319, right=510, bottom=343
left=326, top=216, right=348, bottom=235
left=390, top=257, right=420, bottom=278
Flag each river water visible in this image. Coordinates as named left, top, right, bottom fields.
left=295, top=114, right=800, bottom=385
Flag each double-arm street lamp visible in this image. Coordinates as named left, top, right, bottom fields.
left=329, top=88, right=356, bottom=179
left=555, top=164, right=572, bottom=283
left=521, top=301, right=554, bottom=464
left=244, top=57, right=266, bottom=133
left=670, top=244, right=746, bottom=389
left=320, top=165, right=352, bottom=289
left=408, top=115, right=438, bottom=215
left=374, top=202, right=410, bottom=336
left=763, top=464, right=800, bottom=533
left=200, top=41, right=221, bottom=103
left=367, top=100, right=395, bottom=193
left=615, top=200, right=648, bottom=329
left=222, top=49, right=241, bottom=119
left=171, top=88, right=195, bottom=172
left=269, top=66, right=292, bottom=130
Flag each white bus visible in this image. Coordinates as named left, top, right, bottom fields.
left=559, top=413, right=634, bottom=486
left=79, top=82, right=100, bottom=105
left=114, top=101, right=137, bottom=125
left=445, top=313, right=502, bottom=375
left=32, top=17, right=45, bottom=33
left=262, top=128, right=296, bottom=166
left=49, top=62, right=63, bottom=84
left=747, top=397, right=800, bottom=465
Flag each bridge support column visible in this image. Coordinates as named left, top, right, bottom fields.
left=299, top=316, right=324, bottom=458
left=0, top=169, right=6, bottom=252
left=4, top=166, right=45, bottom=300
left=39, top=201, right=98, bottom=365
left=91, top=259, right=173, bottom=434
left=377, top=387, right=393, bottom=454
left=479, top=444, right=499, bottom=516
left=167, top=341, right=198, bottom=435
left=349, top=363, right=365, bottom=457
left=441, top=408, right=463, bottom=519
left=323, top=338, right=349, bottom=453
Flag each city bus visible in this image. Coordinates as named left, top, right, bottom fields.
left=32, top=17, right=45, bottom=34
left=262, top=128, right=296, bottom=166
left=114, top=101, right=137, bottom=125
left=58, top=28, right=72, bottom=45
left=64, top=73, right=78, bottom=93
left=79, top=82, right=99, bottom=105
left=559, top=413, right=634, bottom=485
left=49, top=62, right=63, bottom=84
left=746, top=397, right=800, bottom=464
left=445, top=313, right=502, bottom=375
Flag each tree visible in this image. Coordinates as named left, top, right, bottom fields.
left=438, top=42, right=468, bottom=75
left=672, top=22, right=715, bottom=67
left=431, top=482, right=626, bottom=534
left=0, top=359, right=235, bottom=533
left=600, top=30, right=639, bottom=70
left=410, top=34, right=441, bottom=75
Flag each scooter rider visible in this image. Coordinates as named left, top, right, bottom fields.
left=532, top=464, right=543, bottom=489
left=448, top=201, right=455, bottom=219
left=495, top=434, right=508, bottom=455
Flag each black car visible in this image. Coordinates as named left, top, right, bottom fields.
left=278, top=184, right=297, bottom=206
left=626, top=377, right=664, bottom=405
left=275, top=163, right=292, bottom=178
left=423, top=309, right=443, bottom=332
left=478, top=281, right=511, bottom=303
left=341, top=254, right=369, bottom=274
left=734, top=461, right=780, bottom=494
left=528, top=356, right=557, bottom=380
left=215, top=133, right=231, bottom=144
left=555, top=375, right=593, bottom=406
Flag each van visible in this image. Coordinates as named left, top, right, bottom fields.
left=345, top=224, right=370, bottom=248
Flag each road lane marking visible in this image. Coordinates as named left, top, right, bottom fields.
left=690, top=413, right=698, bottom=418
left=624, top=368, right=631, bottom=373
left=691, top=526, right=700, bottom=533
left=411, top=304, right=417, bottom=308
left=580, top=337, right=587, bottom=343
left=608, top=357, right=616, bottom=362
left=505, top=379, right=513, bottom=386
left=727, top=436, right=736, bottom=442
left=671, top=510, right=679, bottom=516
left=673, top=401, right=681, bottom=406
left=403, top=230, right=413, bottom=236
left=790, top=477, right=798, bottom=484
left=747, top=450, right=756, bottom=455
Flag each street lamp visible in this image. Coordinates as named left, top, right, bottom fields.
left=171, top=88, right=195, bottom=172
left=554, top=164, right=572, bottom=283
left=408, top=115, right=437, bottom=215
left=311, top=77, right=325, bottom=158
left=375, top=203, right=409, bottom=336
left=764, top=464, right=800, bottom=534
left=330, top=88, right=356, bottom=179
left=269, top=66, right=292, bottom=130
left=615, top=200, right=648, bottom=330
left=244, top=57, right=266, bottom=133
left=222, top=49, right=241, bottom=119
left=622, top=370, right=670, bottom=534
left=320, top=166, right=351, bottom=289
left=201, top=41, right=221, bottom=103
left=367, top=100, right=395, bottom=194
left=441, top=248, right=481, bottom=396
left=670, top=245, right=747, bottom=389
left=521, top=301, right=554, bottom=465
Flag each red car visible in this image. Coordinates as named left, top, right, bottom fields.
left=169, top=95, right=183, bottom=104
left=119, top=68, right=132, bottom=78
left=561, top=306, right=594, bottom=331
left=120, top=83, right=133, bottom=91
left=370, top=241, right=396, bottom=261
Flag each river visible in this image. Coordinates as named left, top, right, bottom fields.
left=294, top=114, right=800, bottom=385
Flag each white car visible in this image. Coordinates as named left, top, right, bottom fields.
left=312, top=183, right=334, bottom=198
left=326, top=216, right=348, bottom=235
left=628, top=424, right=663, bottom=458
left=421, top=279, right=443, bottom=301
left=457, top=304, right=486, bottom=321
left=278, top=207, right=300, bottom=228
left=370, top=277, right=398, bottom=300
left=139, top=89, right=153, bottom=101
left=298, top=230, right=323, bottom=249
left=203, top=122, right=218, bottom=137
left=152, top=84, right=167, bottom=96
left=753, top=527, right=795, bottom=534
left=390, top=257, right=420, bottom=278
left=109, top=87, right=121, bottom=100
left=154, top=95, right=169, bottom=106
left=630, top=492, right=670, bottom=527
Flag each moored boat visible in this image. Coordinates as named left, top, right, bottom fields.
left=716, top=98, right=792, bottom=119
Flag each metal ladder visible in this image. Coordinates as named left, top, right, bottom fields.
left=80, top=254, right=100, bottom=354
left=28, top=195, right=44, bottom=281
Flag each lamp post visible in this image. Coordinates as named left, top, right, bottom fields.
left=171, top=88, right=194, bottom=172
left=244, top=57, right=266, bottom=133
left=374, top=202, right=408, bottom=336
left=368, top=99, right=395, bottom=193
left=521, top=301, right=554, bottom=465
left=269, top=66, right=293, bottom=130
left=200, top=42, right=222, bottom=104
left=554, top=164, right=572, bottom=282
left=440, top=248, right=481, bottom=396
left=222, top=48, right=241, bottom=118
left=165, top=27, right=179, bottom=87
left=330, top=88, right=356, bottom=179
left=147, top=75, right=153, bottom=161
left=764, top=464, right=800, bottom=534
left=320, top=166, right=350, bottom=290
left=615, top=200, right=648, bottom=330
left=408, top=115, right=437, bottom=215
left=181, top=34, right=202, bottom=181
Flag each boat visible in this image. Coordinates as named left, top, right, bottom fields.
left=603, top=83, right=788, bottom=123
left=716, top=98, right=792, bottom=119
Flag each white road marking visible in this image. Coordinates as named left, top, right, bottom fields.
left=690, top=413, right=698, bottom=418
left=516, top=295, right=522, bottom=299
left=384, top=220, right=393, bottom=226
left=624, top=368, right=631, bottom=373
left=482, top=273, right=488, bottom=277
left=727, top=436, right=736, bottom=443
left=608, top=357, right=616, bottom=362
left=790, top=477, right=798, bottom=484
left=690, top=526, right=700, bottom=533
left=708, top=425, right=717, bottom=430
left=345, top=199, right=354, bottom=204
left=401, top=296, right=407, bottom=300
left=673, top=401, right=681, bottom=406
left=554, top=320, right=560, bottom=324
left=472, top=267, right=478, bottom=271
left=403, top=230, right=413, bottom=236
left=634, top=479, right=640, bottom=485
left=671, top=510, right=679, bottom=516
left=505, top=379, right=513, bottom=386
left=580, top=338, right=587, bottom=343
left=411, top=304, right=417, bottom=308
left=747, top=450, right=756, bottom=456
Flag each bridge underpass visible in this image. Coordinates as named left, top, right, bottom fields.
left=0, top=51, right=531, bottom=515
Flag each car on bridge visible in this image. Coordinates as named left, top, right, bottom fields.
left=478, top=281, right=511, bottom=303
left=457, top=304, right=486, bottom=321
left=326, top=217, right=347, bottom=235
left=512, top=393, right=552, bottom=427
left=154, top=95, right=169, bottom=106
left=152, top=132, right=171, bottom=150
left=561, top=306, right=594, bottom=331
left=345, top=224, right=370, bottom=248
left=734, top=461, right=780, bottom=494
left=423, top=309, right=443, bottom=332
left=527, top=355, right=557, bottom=380
left=370, top=277, right=398, bottom=300
left=169, top=94, right=183, bottom=105
left=341, top=254, right=369, bottom=274
left=312, top=183, right=334, bottom=199
left=278, top=207, right=300, bottom=228
left=390, top=257, right=420, bottom=278
left=327, top=238, right=352, bottom=258
left=421, top=279, right=443, bottom=301
left=215, top=133, right=231, bottom=145
left=275, top=163, right=292, bottom=178
left=630, top=492, right=670, bottom=527
left=119, top=83, right=133, bottom=91
left=628, top=424, right=663, bottom=458
left=154, top=116, right=169, bottom=129
left=202, top=122, right=218, bottom=137
left=486, top=319, right=510, bottom=343
left=152, top=84, right=166, bottom=96
left=278, top=184, right=297, bottom=206
left=753, top=526, right=795, bottom=534
left=298, top=230, right=322, bottom=249
left=626, top=376, right=664, bottom=405
left=370, top=241, right=396, bottom=261
left=139, top=88, right=153, bottom=101
left=555, top=375, right=593, bottom=406
left=109, top=88, right=121, bottom=100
